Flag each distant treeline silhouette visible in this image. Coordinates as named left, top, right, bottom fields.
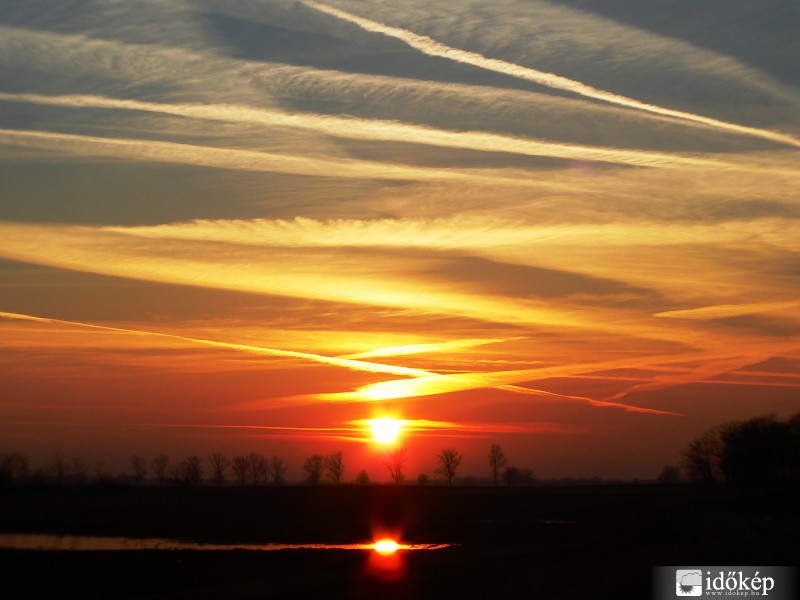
left=0, top=444, right=539, bottom=488
left=682, top=412, right=800, bottom=485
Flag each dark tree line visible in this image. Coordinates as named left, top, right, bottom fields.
left=682, top=413, right=800, bottom=485
left=1, top=443, right=536, bottom=487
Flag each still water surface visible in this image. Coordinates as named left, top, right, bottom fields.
left=0, top=533, right=451, bottom=552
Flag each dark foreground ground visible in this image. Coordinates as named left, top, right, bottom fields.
left=1, top=483, right=798, bottom=599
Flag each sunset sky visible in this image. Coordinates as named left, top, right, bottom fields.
left=1, top=0, right=798, bottom=480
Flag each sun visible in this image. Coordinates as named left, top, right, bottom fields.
left=369, top=418, right=404, bottom=444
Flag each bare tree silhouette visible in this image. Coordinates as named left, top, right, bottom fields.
left=247, top=452, right=267, bottom=485
left=269, top=456, right=287, bottom=485
left=384, top=447, right=407, bottom=485
left=150, top=454, right=169, bottom=484
left=208, top=452, right=229, bottom=486
left=169, top=463, right=183, bottom=484
left=71, top=456, right=86, bottom=485
left=304, top=454, right=324, bottom=485
left=93, top=462, right=112, bottom=484
left=130, top=455, right=147, bottom=483
left=488, top=444, right=508, bottom=486
left=232, top=455, right=248, bottom=486
left=176, top=455, right=203, bottom=486
left=50, top=454, right=70, bottom=484
left=417, top=473, right=429, bottom=486
left=682, top=428, right=723, bottom=483
left=325, top=451, right=345, bottom=484
left=435, top=448, right=463, bottom=486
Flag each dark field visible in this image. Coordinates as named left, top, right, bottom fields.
left=1, top=484, right=798, bottom=599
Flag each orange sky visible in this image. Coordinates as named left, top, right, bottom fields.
left=0, top=0, right=798, bottom=479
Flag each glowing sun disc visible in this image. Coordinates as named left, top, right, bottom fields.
left=373, top=539, right=399, bottom=555
left=370, top=418, right=403, bottom=444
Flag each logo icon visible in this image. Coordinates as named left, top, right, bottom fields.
left=676, top=570, right=703, bottom=596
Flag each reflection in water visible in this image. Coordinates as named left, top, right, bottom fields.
left=367, top=538, right=406, bottom=580
left=0, top=533, right=451, bottom=553
left=373, top=539, right=400, bottom=555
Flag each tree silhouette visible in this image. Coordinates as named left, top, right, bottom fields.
left=247, top=452, right=267, bottom=485
left=682, top=428, right=724, bottom=482
left=150, top=454, right=169, bottom=484
left=435, top=448, right=462, bottom=485
left=502, top=466, right=535, bottom=486
left=93, top=462, right=112, bottom=484
left=178, top=455, right=203, bottom=486
left=304, top=454, right=324, bottom=485
left=232, top=455, right=248, bottom=486
left=488, top=444, right=508, bottom=486
left=269, top=456, right=287, bottom=485
left=50, top=454, right=70, bottom=484
left=384, top=447, right=407, bottom=484
left=719, top=415, right=796, bottom=484
left=0, top=452, right=28, bottom=485
left=130, top=455, right=147, bottom=483
left=71, top=456, right=87, bottom=485
left=325, top=451, right=345, bottom=484
left=208, top=452, right=229, bottom=486
left=682, top=413, right=800, bottom=485
left=656, top=465, right=681, bottom=484
left=354, top=469, right=370, bottom=485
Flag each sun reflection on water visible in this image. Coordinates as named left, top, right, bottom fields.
left=373, top=538, right=400, bottom=555
left=0, top=533, right=451, bottom=553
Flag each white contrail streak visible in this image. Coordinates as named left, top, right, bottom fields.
left=302, top=1, right=800, bottom=149
left=0, top=93, right=724, bottom=168
left=0, top=311, right=429, bottom=378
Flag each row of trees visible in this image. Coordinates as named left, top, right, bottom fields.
left=681, top=412, right=800, bottom=485
left=1, top=444, right=532, bottom=488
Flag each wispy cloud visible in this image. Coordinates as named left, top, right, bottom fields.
left=340, top=337, right=516, bottom=359
left=655, top=302, right=800, bottom=321
left=0, top=128, right=552, bottom=186
left=100, top=216, right=800, bottom=255
left=0, top=92, right=729, bottom=169
left=0, top=221, right=660, bottom=333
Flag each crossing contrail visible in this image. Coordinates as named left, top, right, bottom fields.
left=302, top=1, right=800, bottom=149
left=0, top=310, right=430, bottom=378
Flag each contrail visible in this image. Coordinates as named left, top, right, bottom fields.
left=302, top=1, right=800, bottom=149
left=0, top=93, right=726, bottom=168
left=1, top=310, right=673, bottom=414
left=497, top=384, right=678, bottom=416
left=0, top=311, right=430, bottom=378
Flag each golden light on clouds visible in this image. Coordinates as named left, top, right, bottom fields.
left=1, top=0, right=798, bottom=479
